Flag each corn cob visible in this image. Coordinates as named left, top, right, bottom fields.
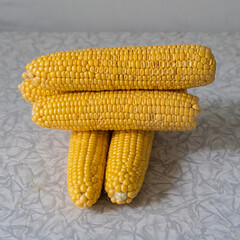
left=67, top=131, right=110, bottom=208
left=18, top=76, right=187, bottom=104
left=24, top=44, right=216, bottom=91
left=105, top=130, right=154, bottom=204
left=18, top=78, right=63, bottom=103
left=32, top=90, right=201, bottom=131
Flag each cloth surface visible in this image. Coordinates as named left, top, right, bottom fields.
left=0, top=32, right=239, bottom=240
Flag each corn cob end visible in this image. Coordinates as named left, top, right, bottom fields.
left=105, top=130, right=154, bottom=204
left=67, top=131, right=110, bottom=208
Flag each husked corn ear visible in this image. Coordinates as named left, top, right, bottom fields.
left=25, top=44, right=216, bottom=91
left=105, top=130, right=154, bottom=204
left=32, top=90, right=201, bottom=131
left=18, top=76, right=62, bottom=103
left=18, top=76, right=186, bottom=104
left=67, top=131, right=110, bottom=208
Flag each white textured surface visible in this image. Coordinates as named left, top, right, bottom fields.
left=0, top=32, right=240, bottom=240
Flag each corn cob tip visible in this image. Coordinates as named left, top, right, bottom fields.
left=113, top=192, right=128, bottom=202
left=19, top=78, right=63, bottom=104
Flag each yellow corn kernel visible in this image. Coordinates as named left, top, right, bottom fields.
left=18, top=78, right=62, bottom=103
left=32, top=90, right=201, bottom=131
left=25, top=45, right=216, bottom=91
left=67, top=131, right=110, bottom=208
left=105, top=130, right=154, bottom=204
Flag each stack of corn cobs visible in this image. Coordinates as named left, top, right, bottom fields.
left=19, top=44, right=216, bottom=208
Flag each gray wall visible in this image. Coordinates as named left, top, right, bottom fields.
left=0, top=0, right=239, bottom=32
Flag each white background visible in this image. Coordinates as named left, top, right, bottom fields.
left=0, top=0, right=239, bottom=32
